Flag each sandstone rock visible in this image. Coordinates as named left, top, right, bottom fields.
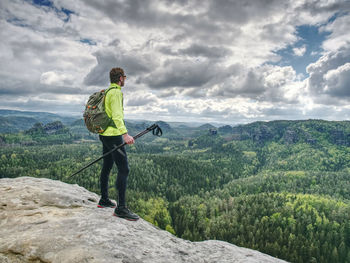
left=282, top=128, right=298, bottom=144
left=252, top=125, right=273, bottom=145
left=43, top=121, right=66, bottom=135
left=330, top=129, right=349, bottom=146
left=218, top=125, right=233, bottom=134
left=0, top=177, right=288, bottom=263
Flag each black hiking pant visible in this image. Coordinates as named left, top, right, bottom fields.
left=99, top=135, right=129, bottom=207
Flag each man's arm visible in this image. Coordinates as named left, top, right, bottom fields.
left=109, top=90, right=134, bottom=144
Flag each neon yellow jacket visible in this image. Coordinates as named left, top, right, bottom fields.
left=100, top=83, right=127, bottom=136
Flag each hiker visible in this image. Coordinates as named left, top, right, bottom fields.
left=97, top=67, right=139, bottom=221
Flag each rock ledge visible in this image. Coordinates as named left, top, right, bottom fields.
left=0, top=177, right=288, bottom=263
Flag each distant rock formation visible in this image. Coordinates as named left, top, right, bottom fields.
left=43, top=121, right=66, bottom=134
left=218, top=125, right=233, bottom=134
left=0, top=177, right=288, bottom=263
left=282, top=128, right=299, bottom=144
left=209, top=128, right=217, bottom=135
left=25, top=121, right=68, bottom=135
left=228, top=120, right=350, bottom=146
left=198, top=123, right=216, bottom=130
left=330, top=129, right=348, bottom=145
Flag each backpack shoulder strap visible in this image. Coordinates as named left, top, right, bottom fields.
left=105, top=86, right=117, bottom=94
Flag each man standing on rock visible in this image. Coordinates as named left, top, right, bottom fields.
left=97, top=67, right=139, bottom=221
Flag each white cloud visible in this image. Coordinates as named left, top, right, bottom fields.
left=323, top=63, right=350, bottom=97
left=293, top=45, right=307, bottom=56
left=0, top=0, right=350, bottom=124
left=321, top=14, right=350, bottom=52
left=40, top=71, right=74, bottom=86
left=307, top=46, right=350, bottom=104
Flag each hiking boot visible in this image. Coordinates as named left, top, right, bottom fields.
left=113, top=206, right=139, bottom=221
left=97, top=198, right=116, bottom=208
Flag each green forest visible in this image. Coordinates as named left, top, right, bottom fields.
left=1, top=117, right=350, bottom=263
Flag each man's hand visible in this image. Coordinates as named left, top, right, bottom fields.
left=123, top=133, right=135, bottom=145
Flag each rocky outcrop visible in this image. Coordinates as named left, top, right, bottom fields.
left=0, top=177, right=288, bottom=263
left=282, top=128, right=298, bottom=144
left=330, top=129, right=349, bottom=146
left=0, top=136, right=5, bottom=146
left=228, top=120, right=350, bottom=146
left=251, top=125, right=273, bottom=144
left=218, top=125, right=233, bottom=134
left=43, top=121, right=66, bottom=134
left=25, top=121, right=68, bottom=136
left=198, top=123, right=216, bottom=130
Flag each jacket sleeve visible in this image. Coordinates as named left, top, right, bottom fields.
left=109, top=90, right=127, bottom=134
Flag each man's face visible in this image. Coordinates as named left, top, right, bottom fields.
left=120, top=75, right=126, bottom=87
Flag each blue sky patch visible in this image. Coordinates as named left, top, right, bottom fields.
left=271, top=25, right=331, bottom=77
left=80, top=39, right=97, bottom=45
left=30, top=0, right=74, bottom=22
left=32, top=0, right=53, bottom=8
left=60, top=8, right=75, bottom=22
left=61, top=8, right=74, bottom=17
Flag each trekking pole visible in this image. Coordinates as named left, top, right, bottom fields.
left=70, top=124, right=162, bottom=178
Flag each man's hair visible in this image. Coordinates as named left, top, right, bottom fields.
left=110, top=67, right=125, bottom=83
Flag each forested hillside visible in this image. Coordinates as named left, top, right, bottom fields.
left=1, top=118, right=350, bottom=263
left=0, top=109, right=76, bottom=133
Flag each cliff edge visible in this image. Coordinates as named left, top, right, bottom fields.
left=0, top=177, right=288, bottom=263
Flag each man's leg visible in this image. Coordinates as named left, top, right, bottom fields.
left=110, top=136, right=139, bottom=220
left=113, top=145, right=129, bottom=207
left=108, top=136, right=129, bottom=207
left=98, top=135, right=116, bottom=208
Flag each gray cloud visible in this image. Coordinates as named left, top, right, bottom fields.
left=323, top=63, right=350, bottom=97
left=207, top=0, right=286, bottom=24
left=182, top=87, right=209, bottom=98
left=83, top=0, right=177, bottom=27
left=304, top=105, right=350, bottom=120
left=209, top=69, right=265, bottom=99
left=1, top=0, right=79, bottom=38
left=240, top=71, right=266, bottom=97
left=0, top=85, right=81, bottom=95
left=82, top=0, right=237, bottom=45
left=0, top=74, right=84, bottom=96
left=261, top=106, right=304, bottom=118
left=177, top=44, right=231, bottom=59
left=126, top=94, right=157, bottom=107
left=0, top=95, right=84, bottom=116
left=307, top=47, right=350, bottom=102
left=207, top=64, right=302, bottom=104
left=253, top=104, right=350, bottom=123
left=260, top=22, right=296, bottom=44
left=84, top=48, right=155, bottom=86
left=158, top=88, right=178, bottom=98
left=143, top=59, right=217, bottom=89
left=211, top=72, right=265, bottom=99
left=297, top=0, right=350, bottom=15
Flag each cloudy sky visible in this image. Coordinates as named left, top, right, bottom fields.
left=1, top=0, right=350, bottom=125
